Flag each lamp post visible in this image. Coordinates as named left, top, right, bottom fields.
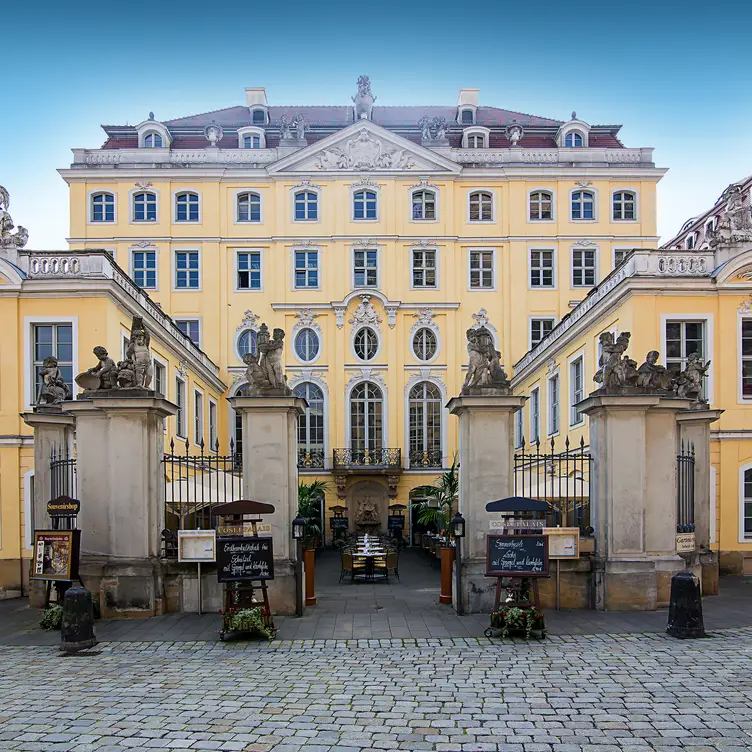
left=451, top=511, right=466, bottom=615
left=292, top=514, right=305, bottom=617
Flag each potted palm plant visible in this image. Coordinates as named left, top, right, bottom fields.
left=298, top=480, right=327, bottom=606
left=415, top=459, right=458, bottom=605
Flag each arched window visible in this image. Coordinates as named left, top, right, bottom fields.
left=613, top=191, right=636, bottom=220
left=564, top=132, right=583, bottom=147
left=143, top=132, right=163, bottom=148
left=529, top=191, right=553, bottom=221
left=295, top=382, right=325, bottom=468
left=175, top=192, right=199, bottom=222
left=133, top=191, right=157, bottom=222
left=243, top=135, right=261, bottom=149
left=408, top=381, right=442, bottom=468
left=353, top=190, right=377, bottom=220
left=294, top=191, right=318, bottom=221
left=412, top=328, right=437, bottom=362
left=412, top=190, right=436, bottom=220
left=91, top=192, right=115, bottom=222
left=469, top=191, right=493, bottom=221
left=237, top=329, right=258, bottom=359
left=237, top=192, right=261, bottom=222
left=467, top=134, right=485, bottom=148
left=571, top=190, right=595, bottom=220
left=354, top=327, right=378, bottom=362
left=350, top=382, right=383, bottom=454
left=294, top=328, right=320, bottom=362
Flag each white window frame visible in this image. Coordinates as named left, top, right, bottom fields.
left=467, top=189, right=496, bottom=223
left=173, top=190, right=202, bottom=224
left=685, top=233, right=697, bottom=250
left=739, top=314, right=752, bottom=403
left=529, top=317, right=557, bottom=350
left=237, top=126, right=266, bottom=149
left=173, top=248, right=202, bottom=291
left=569, top=187, right=598, bottom=222
left=403, top=377, right=447, bottom=471
left=351, top=247, right=380, bottom=289
left=345, top=379, right=389, bottom=452
left=571, top=245, right=599, bottom=289
left=529, top=386, right=541, bottom=444
left=129, top=188, right=160, bottom=224
left=175, top=376, right=187, bottom=439
left=235, top=328, right=259, bottom=362
left=611, top=188, right=639, bottom=222
left=293, top=328, right=322, bottom=365
left=234, top=190, right=263, bottom=224
left=528, top=247, right=557, bottom=290
left=292, top=187, right=321, bottom=223
left=23, top=468, right=35, bottom=550
left=547, top=370, right=560, bottom=437
left=235, top=248, right=264, bottom=292
left=568, top=349, right=586, bottom=428
left=209, top=399, right=218, bottom=452
left=351, top=186, right=380, bottom=222
left=514, top=407, right=524, bottom=449
left=467, top=247, right=496, bottom=291
left=193, top=388, right=204, bottom=446
left=137, top=122, right=170, bottom=148
left=88, top=190, right=117, bottom=224
left=739, top=463, right=752, bottom=543
left=461, top=126, right=490, bottom=148
left=152, top=354, right=168, bottom=397
left=411, top=327, right=440, bottom=365
left=250, top=107, right=268, bottom=126
left=174, top=318, right=202, bottom=348
left=351, top=326, right=382, bottom=363
left=527, top=188, right=555, bottom=222
left=410, top=247, right=439, bottom=290
left=129, top=247, right=159, bottom=290
left=292, top=247, right=321, bottom=290
left=613, top=247, right=632, bottom=269
left=660, top=313, right=714, bottom=405
left=409, top=188, right=439, bottom=223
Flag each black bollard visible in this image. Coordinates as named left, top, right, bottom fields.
left=666, top=570, right=705, bottom=639
left=60, top=584, right=98, bottom=653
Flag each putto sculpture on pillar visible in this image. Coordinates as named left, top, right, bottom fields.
left=36, top=357, right=72, bottom=406
left=593, top=332, right=638, bottom=390
left=675, top=352, right=710, bottom=402
left=461, top=326, right=510, bottom=395
left=636, top=350, right=674, bottom=392
left=86, top=346, right=119, bottom=390
left=352, top=75, right=376, bottom=120
left=243, top=323, right=292, bottom=395
left=0, top=185, right=29, bottom=251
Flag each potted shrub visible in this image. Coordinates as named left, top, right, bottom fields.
left=297, top=480, right=327, bottom=606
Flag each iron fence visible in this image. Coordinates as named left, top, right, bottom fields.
left=677, top=440, right=696, bottom=534
left=298, top=448, right=326, bottom=470
left=514, top=436, right=592, bottom=530
left=50, top=445, right=77, bottom=499
left=162, top=438, right=242, bottom=558
left=408, top=449, right=443, bottom=469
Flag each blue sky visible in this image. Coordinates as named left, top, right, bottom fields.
left=2, top=0, right=750, bottom=247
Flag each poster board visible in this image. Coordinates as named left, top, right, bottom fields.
left=330, top=517, right=349, bottom=532
left=543, top=527, right=580, bottom=559
left=32, top=530, right=80, bottom=581
left=485, top=534, right=549, bottom=577
left=387, top=515, right=405, bottom=530
left=216, top=536, right=274, bottom=582
left=178, top=530, right=217, bottom=563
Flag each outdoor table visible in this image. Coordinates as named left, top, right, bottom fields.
left=352, top=549, right=387, bottom=581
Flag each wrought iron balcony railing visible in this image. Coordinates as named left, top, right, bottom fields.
left=297, top=448, right=326, bottom=470
left=333, top=448, right=402, bottom=470
left=408, top=449, right=443, bottom=469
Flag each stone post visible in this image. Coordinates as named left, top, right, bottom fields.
left=447, top=394, right=527, bottom=613
left=229, top=395, right=306, bottom=616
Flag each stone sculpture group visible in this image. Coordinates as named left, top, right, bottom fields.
left=243, top=323, right=291, bottom=395
left=462, top=326, right=511, bottom=395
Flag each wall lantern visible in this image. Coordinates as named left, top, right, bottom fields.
left=451, top=511, right=466, bottom=539
left=292, top=514, right=306, bottom=541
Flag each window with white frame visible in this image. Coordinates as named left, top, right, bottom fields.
left=353, top=249, right=378, bottom=287
left=530, top=318, right=555, bottom=348
left=294, top=250, right=319, bottom=289
left=571, top=190, right=595, bottom=220
left=353, top=190, right=377, bottom=220
left=209, top=400, right=217, bottom=450
left=460, top=109, right=474, bottom=125
left=469, top=191, right=493, bottom=221
left=251, top=109, right=266, bottom=125
left=530, top=250, right=554, bottom=288
left=349, top=381, right=383, bottom=452
left=612, top=191, right=636, bottom=220
left=175, top=251, right=200, bottom=289
left=412, top=190, right=436, bottom=220
left=469, top=250, right=494, bottom=289
left=514, top=407, right=524, bottom=448
left=175, top=192, right=199, bottom=222
left=243, top=134, right=261, bottom=149
left=237, top=329, right=257, bottom=359
left=132, top=250, right=157, bottom=289
left=413, top=328, right=437, bottom=362
left=295, top=382, right=325, bottom=466
left=548, top=373, right=560, bottom=435
left=411, top=249, right=437, bottom=288
left=665, top=320, right=705, bottom=386
left=564, top=131, right=583, bottom=147
left=353, top=327, right=378, bottom=361
left=529, top=388, right=540, bottom=443
left=194, top=390, right=204, bottom=445
left=685, top=233, right=696, bottom=250
left=175, top=377, right=186, bottom=437
left=133, top=191, right=157, bottom=222
left=572, top=248, right=597, bottom=287
left=294, top=328, right=320, bottom=362
left=32, top=324, right=74, bottom=400
left=467, top=133, right=485, bottom=148
left=742, top=319, right=752, bottom=398
left=237, top=251, right=262, bottom=290
left=613, top=248, right=630, bottom=267
left=294, top=191, right=318, bottom=221
left=529, top=191, right=553, bottom=221
left=237, top=192, right=261, bottom=222
left=176, top=319, right=200, bottom=347
left=570, top=356, right=585, bottom=426
left=742, top=467, right=752, bottom=540
left=408, top=381, right=442, bottom=467
left=143, top=132, right=163, bottom=148
left=153, top=359, right=166, bottom=396
left=91, top=192, right=115, bottom=222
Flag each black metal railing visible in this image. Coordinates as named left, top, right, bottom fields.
left=50, top=445, right=77, bottom=499
left=333, top=448, right=402, bottom=470
left=514, top=436, right=592, bottom=530
left=677, top=440, right=696, bottom=533
left=409, top=449, right=443, bottom=469
left=162, top=438, right=242, bottom=558
left=298, top=447, right=326, bottom=469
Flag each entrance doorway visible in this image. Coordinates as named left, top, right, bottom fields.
left=409, top=486, right=437, bottom=545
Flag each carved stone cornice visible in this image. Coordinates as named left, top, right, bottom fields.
left=291, top=178, right=322, bottom=192
left=287, top=368, right=328, bottom=392
left=410, top=307, right=439, bottom=337
left=405, top=368, right=446, bottom=394
left=346, top=368, right=386, bottom=389
left=292, top=308, right=322, bottom=337
left=349, top=295, right=382, bottom=332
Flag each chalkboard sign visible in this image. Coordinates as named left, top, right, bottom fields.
left=486, top=534, right=549, bottom=577
left=387, top=515, right=405, bottom=529
left=330, top=517, right=349, bottom=532
left=216, top=536, right=274, bottom=582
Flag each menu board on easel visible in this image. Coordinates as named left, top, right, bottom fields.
left=485, top=534, right=549, bottom=577
left=216, top=536, right=274, bottom=582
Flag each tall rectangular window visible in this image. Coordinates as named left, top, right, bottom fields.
left=412, top=249, right=437, bottom=288
left=153, top=359, right=165, bottom=396
left=209, top=400, right=217, bottom=450
left=33, top=324, right=73, bottom=401
left=665, top=320, right=704, bottom=379
left=353, top=249, right=378, bottom=287
left=132, top=251, right=156, bottom=289
left=570, top=356, right=585, bottom=426
left=194, top=390, right=204, bottom=445
left=742, top=320, right=752, bottom=398
left=744, top=468, right=752, bottom=540
left=514, top=408, right=524, bottom=449
left=237, top=251, right=262, bottom=290
left=469, top=250, right=494, bottom=289
left=530, top=318, right=555, bottom=348
left=548, top=374, right=560, bottom=435
left=613, top=248, right=630, bottom=267
left=530, top=250, right=554, bottom=288
left=294, top=250, right=319, bottom=289
left=530, top=388, right=540, bottom=443
left=176, top=319, right=200, bottom=347
left=572, top=249, right=597, bottom=287
left=175, top=378, right=186, bottom=437
left=175, top=251, right=200, bottom=289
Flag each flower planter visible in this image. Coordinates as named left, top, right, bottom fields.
left=439, top=546, right=455, bottom=605
left=303, top=548, right=317, bottom=606
left=487, top=605, right=546, bottom=639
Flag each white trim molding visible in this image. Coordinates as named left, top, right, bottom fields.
left=237, top=126, right=267, bottom=150
left=739, top=462, right=752, bottom=543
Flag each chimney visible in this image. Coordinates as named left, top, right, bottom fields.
left=457, top=88, right=479, bottom=107
left=245, top=88, right=268, bottom=107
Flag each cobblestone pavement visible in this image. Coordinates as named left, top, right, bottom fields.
left=2, top=629, right=752, bottom=752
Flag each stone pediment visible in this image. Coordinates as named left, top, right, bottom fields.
left=269, top=121, right=460, bottom=174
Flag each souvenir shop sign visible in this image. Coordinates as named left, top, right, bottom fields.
left=216, top=536, right=274, bottom=582
left=32, top=530, right=81, bottom=582
left=485, top=534, right=549, bottom=577
left=46, top=496, right=80, bottom=517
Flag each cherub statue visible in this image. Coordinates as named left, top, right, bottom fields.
left=636, top=350, right=674, bottom=392
left=279, top=114, right=293, bottom=140
left=489, top=349, right=510, bottom=387
left=116, top=360, right=136, bottom=389
left=675, top=352, right=710, bottom=401
left=242, top=351, right=271, bottom=392
left=125, top=316, right=153, bottom=389
left=261, top=327, right=287, bottom=389
left=37, top=356, right=71, bottom=405
left=293, top=114, right=309, bottom=141
left=418, top=116, right=432, bottom=142
left=87, top=346, right=119, bottom=390
left=463, top=327, right=493, bottom=391
left=433, top=116, right=447, bottom=141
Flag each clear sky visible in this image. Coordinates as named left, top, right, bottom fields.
left=2, top=0, right=750, bottom=248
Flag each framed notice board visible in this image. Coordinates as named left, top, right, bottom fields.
left=486, top=534, right=549, bottom=577
left=216, top=536, right=274, bottom=582
left=178, top=530, right=217, bottom=563
left=543, top=527, right=580, bottom=559
left=32, top=530, right=81, bottom=582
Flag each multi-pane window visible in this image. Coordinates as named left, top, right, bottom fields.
left=133, top=192, right=157, bottom=222
left=294, top=191, right=318, bottom=221
left=143, top=133, right=163, bottom=148
left=33, top=324, right=73, bottom=401
left=614, top=249, right=629, bottom=267
left=685, top=234, right=696, bottom=250
left=353, top=249, right=378, bottom=287
left=461, top=109, right=474, bottom=125
left=175, top=378, right=186, bottom=437
left=237, top=329, right=257, bottom=358
left=413, top=328, right=437, bottom=362
left=530, top=388, right=540, bottom=443
left=529, top=191, right=553, bottom=220
left=237, top=251, right=262, bottom=290
left=548, top=374, right=560, bottom=435
left=530, top=318, right=555, bottom=348
left=252, top=109, right=265, bottom=125
left=209, top=401, right=217, bottom=450
left=409, top=382, right=442, bottom=468
left=354, top=327, right=378, bottom=361
left=666, top=321, right=705, bottom=386
left=237, top=192, right=261, bottom=222
left=294, top=328, right=320, bottom=362
left=572, top=249, right=597, bottom=287
left=294, top=250, right=319, bottom=289
left=570, top=356, right=585, bottom=425
left=91, top=192, right=114, bottom=222
left=295, top=382, right=325, bottom=466
left=530, top=250, right=554, bottom=288
left=743, top=468, right=752, bottom=540
left=613, top=191, right=636, bottom=220
left=176, top=319, right=200, bottom=347
left=194, top=390, right=204, bottom=445
left=742, top=320, right=752, bottom=398
left=467, top=134, right=485, bottom=148
left=350, top=381, right=383, bottom=452
left=412, top=249, right=437, bottom=288
left=469, top=191, right=493, bottom=221
left=353, top=190, right=377, bottom=220
left=514, top=407, right=524, bottom=448
left=153, top=360, right=165, bottom=396
left=412, top=190, right=436, bottom=220
left=564, top=131, right=583, bottom=147
left=469, top=250, right=494, bottom=289
left=175, top=192, right=199, bottom=222
left=571, top=191, right=595, bottom=220
left=243, top=135, right=261, bottom=149
left=132, top=251, right=156, bottom=289
left=175, top=251, right=200, bottom=289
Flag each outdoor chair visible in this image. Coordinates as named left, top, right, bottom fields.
left=339, top=552, right=354, bottom=583
left=372, top=556, right=388, bottom=581
left=386, top=550, right=400, bottom=582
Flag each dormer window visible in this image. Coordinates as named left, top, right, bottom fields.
left=685, top=233, right=696, bottom=250
left=460, top=109, right=474, bottom=125
left=468, top=134, right=485, bottom=148
left=143, top=132, right=163, bottom=148
left=461, top=126, right=490, bottom=149
left=244, top=135, right=260, bottom=149
left=237, top=126, right=266, bottom=149
left=564, top=132, right=583, bottom=148
left=251, top=108, right=267, bottom=125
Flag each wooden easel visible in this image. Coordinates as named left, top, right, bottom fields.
left=492, top=575, right=541, bottom=612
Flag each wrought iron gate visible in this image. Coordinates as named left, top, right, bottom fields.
left=676, top=440, right=696, bottom=534
left=50, top=446, right=77, bottom=499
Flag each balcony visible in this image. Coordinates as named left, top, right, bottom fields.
left=297, top=448, right=326, bottom=470
left=408, top=449, right=443, bottom=469
left=333, top=448, right=402, bottom=474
